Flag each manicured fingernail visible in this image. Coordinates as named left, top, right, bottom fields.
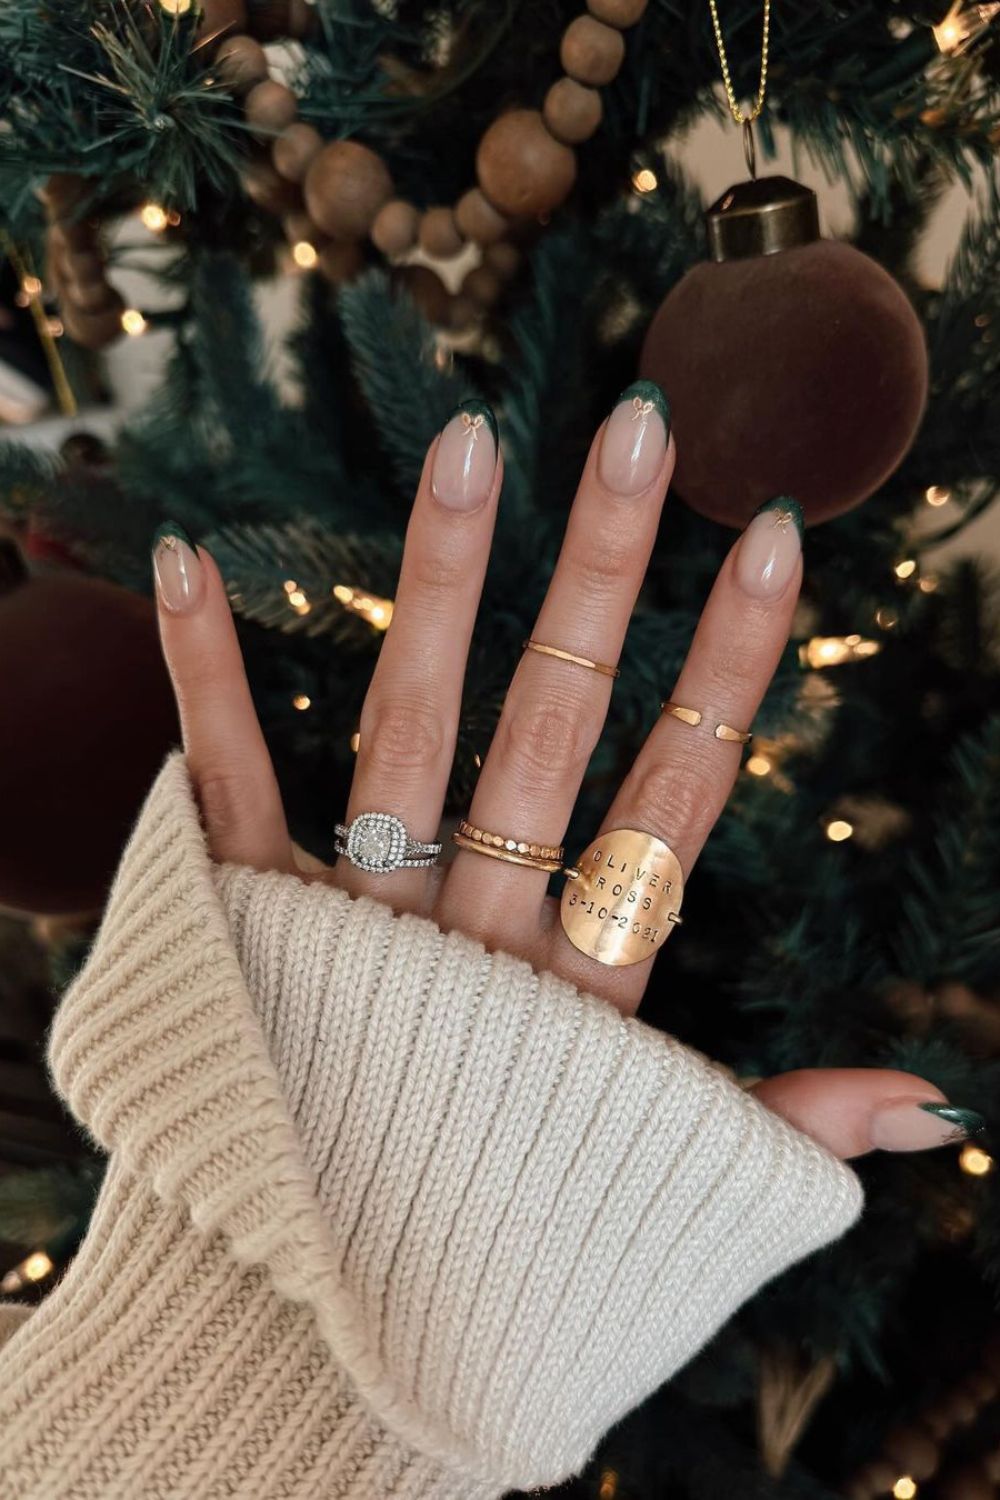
left=431, top=399, right=498, bottom=511
left=734, top=496, right=804, bottom=600
left=152, top=522, right=203, bottom=615
left=598, top=380, right=670, bottom=496
left=869, top=1098, right=986, bottom=1153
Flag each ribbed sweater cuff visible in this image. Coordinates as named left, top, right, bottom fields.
left=47, top=756, right=862, bottom=1492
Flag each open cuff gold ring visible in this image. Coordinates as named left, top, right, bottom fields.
left=661, top=700, right=752, bottom=745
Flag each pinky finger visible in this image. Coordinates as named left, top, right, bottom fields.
left=153, top=523, right=292, bottom=870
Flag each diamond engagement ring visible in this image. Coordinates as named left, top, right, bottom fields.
left=334, top=813, right=442, bottom=874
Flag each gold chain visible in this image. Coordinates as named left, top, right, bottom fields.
left=707, top=0, right=771, bottom=126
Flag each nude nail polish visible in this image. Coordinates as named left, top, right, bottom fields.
left=431, top=399, right=498, bottom=511
left=869, top=1098, right=986, bottom=1153
left=734, top=496, right=804, bottom=600
left=598, top=381, right=670, bottom=497
left=153, top=522, right=203, bottom=614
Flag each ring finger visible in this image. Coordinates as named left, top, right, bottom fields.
left=555, top=495, right=805, bottom=1011
left=440, top=383, right=673, bottom=951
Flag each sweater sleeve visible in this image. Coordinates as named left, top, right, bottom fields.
left=0, top=756, right=862, bottom=1500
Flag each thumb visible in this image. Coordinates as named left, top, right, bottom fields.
left=751, top=1068, right=986, bottom=1160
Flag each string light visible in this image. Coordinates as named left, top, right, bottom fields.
left=631, top=168, right=658, bottom=193
left=292, top=694, right=311, bottom=711
left=332, top=583, right=394, bottom=630
left=45, top=317, right=64, bottom=338
left=598, top=1471, right=619, bottom=1500
left=875, top=606, right=899, bottom=630
left=0, top=1250, right=54, bottom=1295
left=121, top=308, right=148, bottom=336
left=158, top=0, right=193, bottom=12
left=933, top=2, right=1000, bottom=54
left=350, top=731, right=361, bottom=753
left=925, top=485, right=951, bottom=507
left=746, top=753, right=773, bottom=777
left=799, top=634, right=882, bottom=669
left=894, top=559, right=917, bottom=580
left=892, top=1479, right=918, bottom=1500
left=140, top=203, right=169, bottom=232
left=919, top=575, right=939, bottom=593
left=21, top=274, right=42, bottom=298
left=960, top=1142, right=994, bottom=1176
left=825, top=819, right=854, bottom=842
left=292, top=240, right=319, bottom=269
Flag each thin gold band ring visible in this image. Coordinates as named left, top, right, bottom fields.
left=452, top=833, right=564, bottom=873
left=524, top=640, right=620, bottom=679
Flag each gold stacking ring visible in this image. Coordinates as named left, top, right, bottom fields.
left=453, top=819, right=564, bottom=873
left=661, top=700, right=752, bottom=745
left=524, top=640, right=620, bottom=679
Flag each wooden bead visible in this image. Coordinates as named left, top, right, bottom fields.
left=463, top=264, right=502, bottom=308
left=418, top=207, right=464, bottom=259
left=370, top=199, right=420, bottom=256
left=395, top=265, right=450, bottom=324
left=288, top=0, right=319, bottom=36
left=587, top=0, right=648, bottom=24
left=241, top=158, right=302, bottom=214
left=281, top=211, right=327, bottom=246
left=454, top=188, right=509, bottom=245
left=245, top=80, right=298, bottom=135
left=272, top=122, right=323, bottom=183
left=304, top=140, right=393, bottom=241
left=197, top=0, right=246, bottom=39
left=560, top=15, right=626, bottom=86
left=476, top=110, right=576, bottom=218
left=244, top=0, right=291, bottom=38
left=215, top=35, right=269, bottom=93
left=318, top=240, right=365, bottom=285
left=483, top=241, right=521, bottom=280
left=543, top=77, right=603, bottom=144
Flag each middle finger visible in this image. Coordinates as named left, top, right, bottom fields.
left=440, top=382, right=672, bottom=950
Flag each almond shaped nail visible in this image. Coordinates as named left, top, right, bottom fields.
left=598, top=380, right=670, bottom=497
left=153, top=522, right=203, bottom=615
left=734, top=496, right=804, bottom=601
left=431, top=399, right=498, bottom=511
left=869, top=1097, right=986, bottom=1153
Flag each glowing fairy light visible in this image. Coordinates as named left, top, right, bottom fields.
left=121, top=308, right=148, bottom=336
left=825, top=819, right=854, bottom=843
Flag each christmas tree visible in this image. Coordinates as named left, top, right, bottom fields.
left=3, top=1, right=1000, bottom=1495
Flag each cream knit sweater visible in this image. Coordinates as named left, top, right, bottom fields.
left=0, top=757, right=863, bottom=1499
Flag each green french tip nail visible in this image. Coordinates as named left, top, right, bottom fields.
left=454, top=398, right=498, bottom=451
left=752, top=495, right=805, bottom=541
left=919, top=1103, right=987, bottom=1137
left=153, top=520, right=195, bottom=550
left=615, top=380, right=671, bottom=438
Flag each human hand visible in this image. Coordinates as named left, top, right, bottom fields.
left=153, top=386, right=982, bottom=1161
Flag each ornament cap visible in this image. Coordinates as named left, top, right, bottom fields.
left=706, top=175, right=820, bottom=262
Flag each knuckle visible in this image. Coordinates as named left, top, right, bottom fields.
left=631, top=743, right=732, bottom=839
left=360, top=694, right=447, bottom=773
left=563, top=537, right=631, bottom=594
left=499, top=694, right=595, bottom=785
left=407, top=542, right=466, bottom=599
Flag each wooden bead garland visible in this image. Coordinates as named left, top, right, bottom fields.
left=44, top=0, right=648, bottom=345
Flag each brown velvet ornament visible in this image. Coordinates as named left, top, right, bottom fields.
left=0, top=551, right=179, bottom=914
left=197, top=0, right=247, bottom=39
left=304, top=140, right=393, bottom=240
left=640, top=237, right=928, bottom=526
left=476, top=110, right=576, bottom=218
